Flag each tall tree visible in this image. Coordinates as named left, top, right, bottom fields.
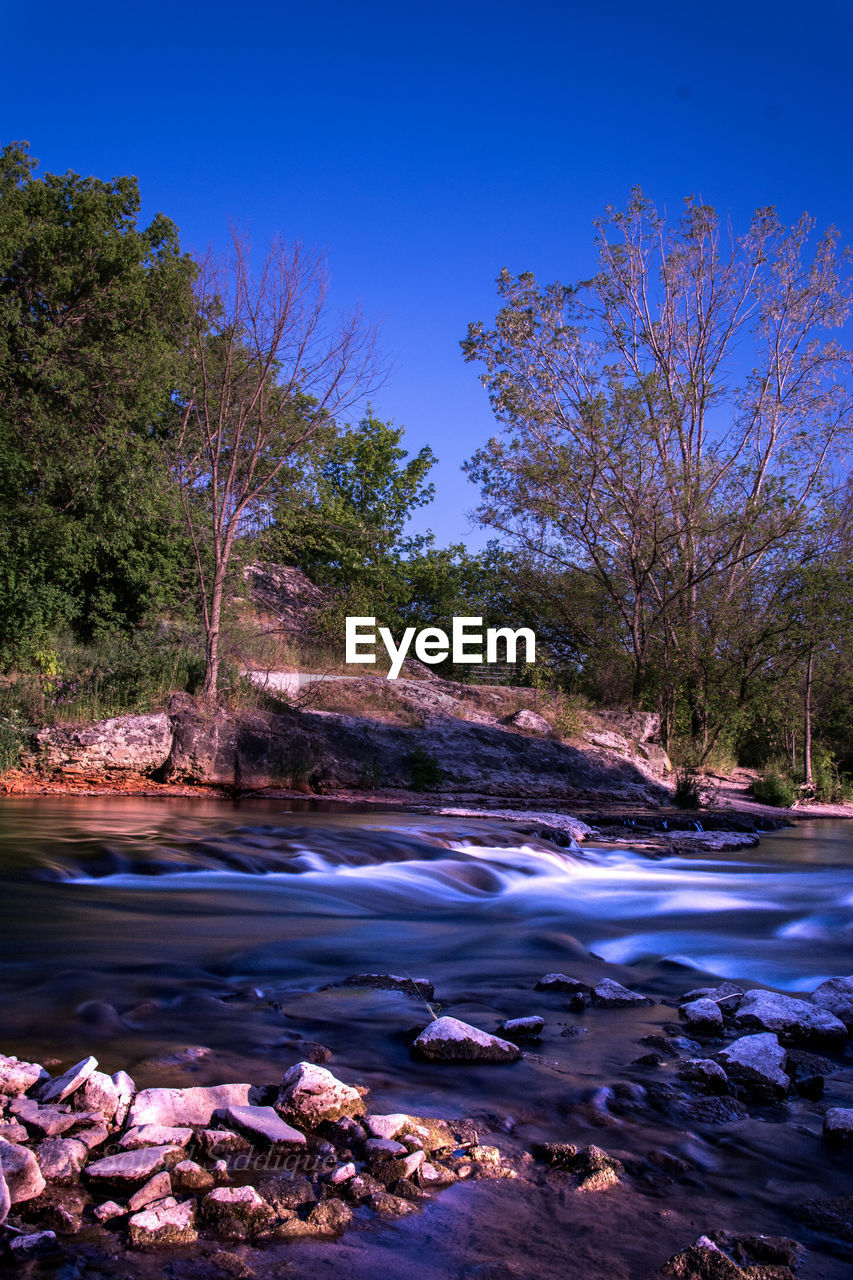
left=463, top=190, right=853, bottom=752
left=173, top=229, right=382, bottom=702
left=0, top=141, right=194, bottom=657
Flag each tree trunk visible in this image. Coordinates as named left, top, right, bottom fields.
left=200, top=565, right=226, bottom=705
left=803, top=648, right=814, bottom=786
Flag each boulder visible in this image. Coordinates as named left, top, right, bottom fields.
left=679, top=998, right=724, bottom=1035
left=276, top=1062, right=366, bottom=1125
left=0, top=1139, right=46, bottom=1202
left=201, top=1185, right=277, bottom=1240
left=170, top=1159, right=215, bottom=1193
left=585, top=730, right=632, bottom=753
left=810, top=975, right=853, bottom=1031
left=733, top=989, right=846, bottom=1042
left=127, top=1083, right=253, bottom=1128
left=598, top=710, right=661, bottom=742
left=8, top=1231, right=59, bottom=1259
left=94, top=1199, right=126, bottom=1222
left=0, top=1053, right=44, bottom=1097
left=363, top=1113, right=454, bottom=1151
left=111, top=1070, right=136, bottom=1128
left=39, top=1056, right=98, bottom=1104
left=535, top=973, right=588, bottom=993
left=79, top=1070, right=121, bottom=1122
left=715, top=1033, right=789, bottom=1098
left=128, top=1196, right=197, bottom=1247
left=35, top=1137, right=88, bottom=1184
left=257, top=1172, right=316, bottom=1213
left=413, top=1016, right=521, bottom=1063
left=794, top=1195, right=853, bottom=1242
left=366, top=1191, right=417, bottom=1217
left=305, top=1199, right=352, bottom=1234
left=217, top=1104, right=306, bottom=1148
left=10, top=1098, right=84, bottom=1136
left=660, top=1236, right=744, bottom=1279
left=0, top=1168, right=8, bottom=1226
left=676, top=1060, right=729, bottom=1095
left=591, top=979, right=651, bottom=1007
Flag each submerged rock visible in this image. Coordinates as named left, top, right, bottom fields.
left=535, top=973, right=587, bottom=993
left=498, top=1016, right=545, bottom=1039
left=823, top=1108, right=853, bottom=1144
left=659, top=1236, right=744, bottom=1278
left=8, top=1230, right=59, bottom=1259
left=201, top=1185, right=277, bottom=1240
left=413, top=1016, right=521, bottom=1063
left=337, top=973, right=434, bottom=999
left=676, top=1059, right=729, bottom=1095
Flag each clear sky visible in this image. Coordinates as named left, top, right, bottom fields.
left=3, top=0, right=851, bottom=546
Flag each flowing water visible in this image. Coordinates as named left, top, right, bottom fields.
left=1, top=797, right=852, bottom=1278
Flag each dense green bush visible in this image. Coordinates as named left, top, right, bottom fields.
left=409, top=746, right=445, bottom=791
left=751, top=771, right=798, bottom=807
left=672, top=767, right=703, bottom=809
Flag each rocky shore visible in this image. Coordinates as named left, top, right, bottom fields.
left=3, top=968, right=853, bottom=1277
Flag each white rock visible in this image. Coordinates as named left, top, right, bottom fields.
left=128, top=1171, right=172, bottom=1211
left=39, top=1056, right=98, bottom=1104
left=79, top=1070, right=121, bottom=1122
left=85, top=1145, right=181, bottom=1186
left=591, top=979, right=651, bottom=1007
left=499, top=1016, right=545, bottom=1038
left=823, top=1108, right=853, bottom=1143
left=0, top=1054, right=44, bottom=1097
left=119, top=1124, right=194, bottom=1150
left=94, top=1199, right=125, bottom=1222
left=328, top=1162, right=356, bottom=1184
left=218, top=1104, right=306, bottom=1147
left=413, top=1016, right=521, bottom=1063
left=277, top=1062, right=366, bottom=1124
left=365, top=1137, right=407, bottom=1157
left=36, top=1137, right=88, bottom=1184
left=111, top=1070, right=136, bottom=1128
left=679, top=998, right=724, bottom=1033
left=128, top=1196, right=197, bottom=1246
left=0, top=1139, right=46, bottom=1202
left=128, top=1083, right=253, bottom=1129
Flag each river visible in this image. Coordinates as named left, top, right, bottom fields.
left=0, top=797, right=851, bottom=1278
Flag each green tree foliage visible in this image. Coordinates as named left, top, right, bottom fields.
left=463, top=190, right=853, bottom=756
left=0, top=142, right=194, bottom=660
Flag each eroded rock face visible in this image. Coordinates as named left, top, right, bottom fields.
left=276, top=1063, right=366, bottom=1126
left=413, top=1016, right=521, bottom=1063
left=35, top=715, right=172, bottom=775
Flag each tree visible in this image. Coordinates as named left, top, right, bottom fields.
left=264, top=410, right=436, bottom=600
left=463, top=190, right=853, bottom=753
left=173, top=229, right=382, bottom=702
left=0, top=142, right=194, bottom=658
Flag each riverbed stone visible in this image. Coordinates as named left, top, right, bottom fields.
left=276, top=1062, right=367, bottom=1125
left=715, top=1032, right=790, bottom=1098
left=39, top=1056, right=98, bottom=1104
left=200, top=1127, right=251, bottom=1157
left=111, top=1070, right=135, bottom=1128
left=810, top=975, right=853, bottom=1031
left=0, top=1139, right=47, bottom=1202
left=0, top=1054, right=44, bottom=1097
left=201, top=1185, right=277, bottom=1239
left=9, top=1098, right=83, bottom=1136
left=794, top=1195, right=853, bottom=1242
left=94, top=1199, right=126, bottom=1222
left=128, top=1083, right=253, bottom=1128
left=676, top=1059, right=729, bottom=1094
left=823, top=1108, right=853, bottom=1144
left=35, top=1137, right=88, bottom=1184
left=338, top=973, right=434, bottom=999
left=257, top=1172, right=316, bottom=1212
left=84, top=1145, right=182, bottom=1187
left=366, top=1190, right=417, bottom=1217
left=679, top=998, right=724, bottom=1035
left=78, top=1070, right=121, bottom=1122
left=128, top=1196, right=197, bottom=1247
left=413, top=1016, right=521, bottom=1063
left=733, top=989, right=847, bottom=1042
left=535, top=973, right=588, bottom=993
left=363, top=1113, right=454, bottom=1151
left=659, top=1236, right=744, bottom=1279
left=217, top=1104, right=307, bottom=1148
left=170, top=1159, right=215, bottom=1193
left=499, top=1016, right=545, bottom=1039
left=120, top=1124, right=194, bottom=1150
left=591, top=979, right=652, bottom=1007
left=128, top=1171, right=172, bottom=1211
left=306, top=1198, right=353, bottom=1234
left=8, top=1230, right=59, bottom=1259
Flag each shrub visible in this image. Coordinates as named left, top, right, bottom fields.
left=751, top=771, right=798, bottom=808
left=409, top=746, right=445, bottom=791
left=672, top=766, right=703, bottom=809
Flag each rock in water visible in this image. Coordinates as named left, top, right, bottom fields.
left=217, top=1104, right=306, bottom=1148
left=679, top=998, right=724, bottom=1034
left=732, top=989, right=846, bottom=1042
left=499, top=1016, right=545, bottom=1039
left=127, top=1083, right=253, bottom=1128
left=0, top=1167, right=9, bottom=1225
left=128, top=1197, right=197, bottom=1247
left=276, top=1062, right=367, bottom=1125
left=413, top=1016, right=521, bottom=1063
left=0, top=1140, right=47, bottom=1203
left=591, top=979, right=651, bottom=1007
left=660, top=1236, right=744, bottom=1278
left=200, top=1186, right=277, bottom=1240
left=810, top=975, right=853, bottom=1031
left=715, top=1033, right=790, bottom=1098
left=823, top=1108, right=853, bottom=1144
left=0, top=1054, right=44, bottom=1097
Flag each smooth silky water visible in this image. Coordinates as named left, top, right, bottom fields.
left=1, top=797, right=852, bottom=1278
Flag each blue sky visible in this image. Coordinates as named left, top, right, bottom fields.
left=3, top=0, right=851, bottom=545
